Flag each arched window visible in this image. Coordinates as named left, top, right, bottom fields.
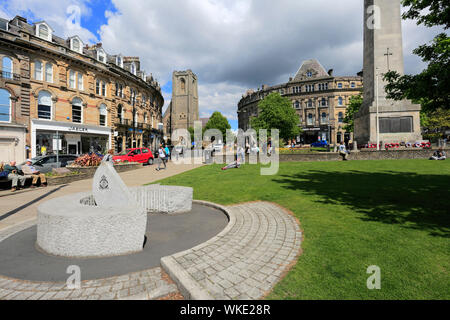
left=307, top=113, right=314, bottom=125
left=321, top=112, right=327, bottom=124
left=34, top=60, right=43, bottom=80
left=37, top=91, right=52, bottom=119
left=0, top=88, right=11, bottom=122
left=72, top=97, right=82, bottom=123
left=295, top=101, right=300, bottom=109
left=45, top=63, right=53, bottom=83
left=39, top=24, right=49, bottom=39
left=180, top=78, right=186, bottom=93
left=99, top=104, right=107, bottom=126
left=321, top=98, right=327, bottom=106
left=338, top=97, right=343, bottom=106
left=2, top=57, right=13, bottom=79
left=308, top=99, right=313, bottom=108
left=338, top=112, right=344, bottom=123
left=69, top=70, right=76, bottom=88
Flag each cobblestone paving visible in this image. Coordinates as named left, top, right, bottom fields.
left=0, top=268, right=179, bottom=300
left=0, top=220, right=178, bottom=300
left=162, top=201, right=302, bottom=300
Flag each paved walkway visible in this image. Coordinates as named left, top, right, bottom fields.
left=162, top=201, right=303, bottom=300
left=0, top=161, right=203, bottom=231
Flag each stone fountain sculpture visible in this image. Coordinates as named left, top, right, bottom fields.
left=36, top=160, right=193, bottom=258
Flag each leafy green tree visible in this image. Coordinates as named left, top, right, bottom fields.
left=384, top=0, right=449, bottom=112
left=421, top=108, right=450, bottom=142
left=343, top=94, right=363, bottom=133
left=250, top=92, right=301, bottom=143
left=204, top=111, right=232, bottom=141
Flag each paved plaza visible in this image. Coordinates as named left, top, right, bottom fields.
left=0, top=164, right=303, bottom=300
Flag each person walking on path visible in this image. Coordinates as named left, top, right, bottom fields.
left=164, top=145, right=171, bottom=161
left=3, top=161, right=27, bottom=192
left=22, top=159, right=47, bottom=188
left=156, top=144, right=167, bottom=171
left=338, top=142, right=350, bottom=161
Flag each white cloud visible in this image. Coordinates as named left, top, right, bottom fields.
left=2, top=0, right=98, bottom=43
left=1, top=0, right=442, bottom=124
left=96, top=0, right=440, bottom=121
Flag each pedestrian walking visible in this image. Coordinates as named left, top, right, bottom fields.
left=156, top=144, right=167, bottom=171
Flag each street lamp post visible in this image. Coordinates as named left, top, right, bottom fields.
left=376, top=67, right=380, bottom=151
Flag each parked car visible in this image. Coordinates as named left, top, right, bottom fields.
left=17, top=154, right=78, bottom=174
left=113, top=148, right=154, bottom=165
left=311, top=140, right=329, bottom=148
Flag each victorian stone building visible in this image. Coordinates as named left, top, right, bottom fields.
left=237, top=59, right=363, bottom=145
left=0, top=15, right=164, bottom=163
left=163, top=70, right=199, bottom=139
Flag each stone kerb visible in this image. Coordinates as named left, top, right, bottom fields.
left=37, top=192, right=147, bottom=258
left=129, top=185, right=193, bottom=214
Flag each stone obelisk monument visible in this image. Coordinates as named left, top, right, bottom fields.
left=354, top=0, right=422, bottom=145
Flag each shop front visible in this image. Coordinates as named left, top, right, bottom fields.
left=31, top=119, right=112, bottom=158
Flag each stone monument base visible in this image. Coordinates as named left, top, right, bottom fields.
left=354, top=99, right=422, bottom=145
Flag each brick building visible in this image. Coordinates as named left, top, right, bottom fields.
left=0, top=15, right=164, bottom=163
left=237, top=59, right=363, bottom=145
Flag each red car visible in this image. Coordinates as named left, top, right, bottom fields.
left=113, top=148, right=154, bottom=165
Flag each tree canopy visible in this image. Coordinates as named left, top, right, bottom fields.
left=384, top=0, right=449, bottom=113
left=250, top=92, right=301, bottom=142
left=343, top=94, right=363, bottom=133
left=204, top=111, right=231, bottom=141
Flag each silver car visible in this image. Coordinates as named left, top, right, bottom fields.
left=18, top=155, right=78, bottom=174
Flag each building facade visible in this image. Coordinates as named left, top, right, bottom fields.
left=0, top=15, right=164, bottom=163
left=163, top=70, right=199, bottom=139
left=237, top=59, right=363, bottom=145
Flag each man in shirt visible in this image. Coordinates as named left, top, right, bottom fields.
left=430, top=148, right=447, bottom=160
left=4, top=161, right=27, bottom=192
left=21, top=159, right=47, bottom=188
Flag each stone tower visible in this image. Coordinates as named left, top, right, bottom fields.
left=163, top=70, right=199, bottom=138
left=354, top=0, right=422, bottom=145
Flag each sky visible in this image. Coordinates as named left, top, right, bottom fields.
left=0, top=0, right=444, bottom=130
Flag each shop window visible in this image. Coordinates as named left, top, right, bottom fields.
left=0, top=88, right=11, bottom=122
left=99, top=104, right=107, bottom=126
left=38, top=91, right=52, bottom=120
left=72, top=98, right=83, bottom=123
left=2, top=57, right=13, bottom=79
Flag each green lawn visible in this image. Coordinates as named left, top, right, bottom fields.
left=154, top=159, right=450, bottom=299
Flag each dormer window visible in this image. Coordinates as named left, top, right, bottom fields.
left=35, top=22, right=53, bottom=41
left=70, top=37, right=83, bottom=54
left=97, top=48, right=106, bottom=63
left=116, top=56, right=123, bottom=68
left=306, top=71, right=313, bottom=78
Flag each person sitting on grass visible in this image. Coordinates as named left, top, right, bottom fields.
left=3, top=161, right=27, bottom=192
left=338, top=141, right=350, bottom=161
left=221, top=154, right=242, bottom=171
left=21, top=159, right=47, bottom=188
left=430, top=148, right=447, bottom=161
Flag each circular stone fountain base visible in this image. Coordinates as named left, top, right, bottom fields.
left=0, top=203, right=228, bottom=282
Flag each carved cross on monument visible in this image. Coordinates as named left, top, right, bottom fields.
left=384, top=47, right=393, bottom=71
